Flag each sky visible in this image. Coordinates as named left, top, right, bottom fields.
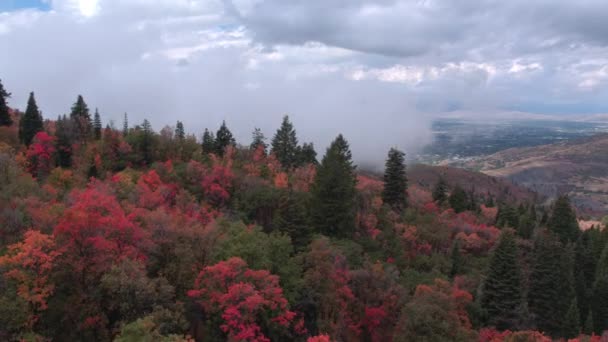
left=2, top=0, right=608, bottom=164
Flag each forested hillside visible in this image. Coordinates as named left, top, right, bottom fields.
left=1, top=81, right=607, bottom=341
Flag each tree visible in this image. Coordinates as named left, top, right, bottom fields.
left=310, top=134, right=357, bottom=238
left=271, top=115, right=299, bottom=169
left=449, top=239, right=462, bottom=279
left=432, top=177, right=448, bottom=205
left=274, top=190, right=312, bottom=251
left=55, top=115, right=75, bottom=167
left=481, top=230, right=522, bottom=330
left=175, top=121, right=185, bottom=140
left=25, top=132, right=56, bottom=180
left=381, top=148, right=407, bottom=211
left=250, top=127, right=267, bottom=154
left=93, top=108, right=102, bottom=140
left=449, top=186, right=469, bottom=213
left=299, top=142, right=317, bottom=165
left=123, top=112, right=129, bottom=136
left=201, top=128, right=215, bottom=155
left=70, top=95, right=92, bottom=141
left=592, top=245, right=608, bottom=334
left=214, top=121, right=235, bottom=156
left=19, top=92, right=44, bottom=146
left=548, top=195, right=579, bottom=243
left=0, top=79, right=12, bottom=126
left=563, top=298, right=580, bottom=339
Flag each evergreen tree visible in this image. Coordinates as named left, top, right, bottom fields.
left=583, top=310, right=594, bottom=335
left=575, top=231, right=597, bottom=326
left=122, top=112, right=129, bottom=136
left=274, top=190, right=311, bottom=251
left=496, top=204, right=519, bottom=228
left=215, top=120, right=235, bottom=156
left=432, top=177, right=448, bottom=205
left=484, top=195, right=495, bottom=208
left=70, top=95, right=92, bottom=141
left=250, top=127, right=267, bottom=154
left=298, top=142, right=318, bottom=165
left=449, top=185, right=468, bottom=213
left=310, top=134, right=357, bottom=238
left=481, top=230, right=522, bottom=330
left=381, top=148, right=408, bottom=211
left=271, top=115, right=299, bottom=169
left=55, top=115, right=75, bottom=168
left=19, top=92, right=44, bottom=146
left=93, top=108, right=102, bottom=140
left=141, top=119, right=154, bottom=165
left=449, top=239, right=462, bottom=279
left=175, top=121, right=185, bottom=140
left=0, top=79, right=12, bottom=126
left=563, top=298, right=580, bottom=339
left=592, top=245, right=608, bottom=334
left=201, top=128, right=215, bottom=154
left=548, top=195, right=580, bottom=243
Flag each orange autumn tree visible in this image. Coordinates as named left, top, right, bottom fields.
left=0, top=230, right=61, bottom=328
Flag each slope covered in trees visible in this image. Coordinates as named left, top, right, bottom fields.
left=0, top=81, right=606, bottom=341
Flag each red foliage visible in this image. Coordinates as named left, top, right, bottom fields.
left=414, top=279, right=474, bottom=331
left=291, top=164, right=316, bottom=192
left=478, top=328, right=552, bottom=342
left=188, top=257, right=302, bottom=341
left=201, top=165, right=234, bottom=208
left=274, top=172, right=289, bottom=188
left=26, top=132, right=56, bottom=179
left=445, top=211, right=501, bottom=256
left=307, top=335, right=331, bottom=342
left=0, top=230, right=61, bottom=327
left=136, top=170, right=177, bottom=209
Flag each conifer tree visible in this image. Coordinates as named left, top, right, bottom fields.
left=55, top=115, right=75, bottom=168
left=310, top=134, right=357, bottom=238
left=122, top=112, right=129, bottom=136
left=274, top=190, right=311, bottom=251
left=382, top=148, right=408, bottom=211
left=70, top=95, right=91, bottom=141
left=141, top=119, right=154, bottom=165
left=250, top=127, right=267, bottom=153
left=175, top=121, right=185, bottom=140
left=449, top=239, right=462, bottom=279
left=19, top=92, right=44, bottom=146
left=575, top=231, right=597, bottom=326
left=93, top=108, right=102, bottom=140
left=271, top=115, right=299, bottom=169
left=201, top=128, right=215, bottom=155
left=592, top=245, right=608, bottom=334
left=583, top=310, right=594, bottom=335
left=215, top=120, right=235, bottom=156
left=563, top=298, right=580, bottom=339
left=449, top=185, right=468, bottom=213
left=432, top=177, right=448, bottom=205
left=0, top=79, right=12, bottom=126
left=548, top=195, right=580, bottom=243
left=481, top=230, right=522, bottom=330
left=496, top=204, right=519, bottom=228
left=298, top=142, right=317, bottom=165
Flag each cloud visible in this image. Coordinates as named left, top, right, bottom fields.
left=1, top=0, right=608, bottom=165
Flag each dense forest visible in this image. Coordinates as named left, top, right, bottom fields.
left=1, top=79, right=607, bottom=341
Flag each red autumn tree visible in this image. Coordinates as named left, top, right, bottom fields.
left=25, top=132, right=55, bottom=180
left=0, top=230, right=61, bottom=328
left=187, top=257, right=302, bottom=342
left=201, top=165, right=233, bottom=207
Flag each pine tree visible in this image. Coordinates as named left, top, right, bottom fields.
left=575, top=231, right=597, bottom=326
left=592, top=245, right=608, bottom=334
left=175, top=121, right=185, bottom=140
left=449, top=239, right=462, bottom=279
left=271, top=115, right=299, bottom=169
left=19, top=92, right=44, bottom=146
left=432, top=177, right=448, bottom=205
left=215, top=120, right=235, bottom=156
left=141, top=119, right=154, bottom=165
left=201, top=128, right=215, bottom=155
left=0, top=79, right=12, bottom=126
left=250, top=127, right=267, bottom=153
left=298, top=142, right=317, bottom=165
left=449, top=186, right=468, bottom=213
left=563, top=298, right=580, bottom=339
left=310, top=134, right=357, bottom=238
left=93, top=108, right=102, bottom=140
left=548, top=195, right=580, bottom=243
left=122, top=112, right=129, bottom=136
left=496, top=204, right=519, bottom=228
left=583, top=310, right=594, bottom=335
left=70, top=95, right=91, bottom=141
left=274, top=190, right=311, bottom=251
left=381, top=148, right=408, bottom=211
left=55, top=115, right=75, bottom=168
left=481, top=230, right=522, bottom=330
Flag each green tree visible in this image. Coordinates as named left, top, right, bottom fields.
left=481, top=230, right=523, bottom=330
left=214, top=120, right=235, bottom=156
left=548, top=195, right=580, bottom=243
left=19, top=92, right=44, bottom=146
left=496, top=204, right=519, bottom=228
left=274, top=190, right=311, bottom=251
left=55, top=115, right=75, bottom=168
left=449, top=239, right=462, bottom=279
left=250, top=127, right=267, bottom=153
left=449, top=185, right=468, bottom=213
left=310, top=134, right=357, bottom=238
left=93, top=108, right=102, bottom=140
left=563, top=298, right=580, bottom=339
left=575, top=231, right=597, bottom=326
left=381, top=148, right=408, bottom=211
left=271, top=115, right=299, bottom=169
left=70, top=94, right=92, bottom=141
left=201, top=128, right=215, bottom=154
left=0, top=79, right=12, bottom=126
left=174, top=121, right=185, bottom=140
left=123, top=112, right=129, bottom=136
left=592, top=245, right=608, bottom=333
left=432, top=177, right=448, bottom=205
left=298, top=142, right=317, bottom=165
